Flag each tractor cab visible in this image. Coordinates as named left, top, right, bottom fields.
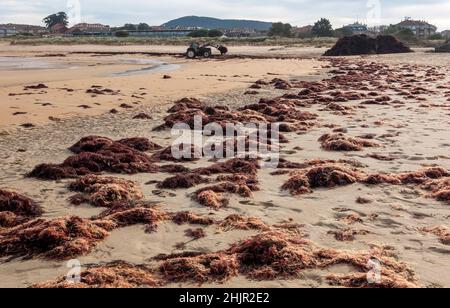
left=186, top=42, right=228, bottom=59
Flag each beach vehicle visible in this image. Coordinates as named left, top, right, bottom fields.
left=186, top=43, right=228, bottom=59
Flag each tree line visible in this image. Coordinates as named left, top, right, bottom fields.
left=41, top=12, right=445, bottom=42
left=268, top=18, right=444, bottom=42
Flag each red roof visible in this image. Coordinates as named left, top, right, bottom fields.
left=50, top=23, right=68, bottom=33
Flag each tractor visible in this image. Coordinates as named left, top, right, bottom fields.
left=186, top=43, right=228, bottom=59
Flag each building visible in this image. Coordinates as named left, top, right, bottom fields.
left=292, top=25, right=313, bottom=37
left=126, top=29, right=192, bottom=37
left=395, top=18, right=437, bottom=38
left=0, top=23, right=47, bottom=36
left=68, top=23, right=111, bottom=34
left=344, top=22, right=368, bottom=34
left=0, top=28, right=18, bottom=37
left=50, top=23, right=68, bottom=34
left=223, top=28, right=258, bottom=38
left=441, top=30, right=450, bottom=39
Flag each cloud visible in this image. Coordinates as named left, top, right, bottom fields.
left=0, top=0, right=449, bottom=30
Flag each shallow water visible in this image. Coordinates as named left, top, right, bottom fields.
left=0, top=56, right=180, bottom=77
left=112, top=58, right=180, bottom=77
left=0, top=56, right=62, bottom=70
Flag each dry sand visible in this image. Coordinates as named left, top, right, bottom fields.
left=0, top=43, right=449, bottom=288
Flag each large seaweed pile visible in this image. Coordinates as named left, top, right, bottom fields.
left=324, top=35, right=412, bottom=56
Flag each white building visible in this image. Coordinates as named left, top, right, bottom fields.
left=396, top=18, right=437, bottom=38
left=0, top=28, right=18, bottom=37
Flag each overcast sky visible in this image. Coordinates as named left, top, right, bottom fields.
left=1, top=0, right=449, bottom=30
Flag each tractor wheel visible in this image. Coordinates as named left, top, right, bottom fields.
left=187, top=50, right=196, bottom=59
left=203, top=50, right=211, bottom=58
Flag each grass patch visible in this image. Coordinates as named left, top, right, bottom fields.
left=7, top=36, right=337, bottom=47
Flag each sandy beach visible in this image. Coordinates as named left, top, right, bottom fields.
left=0, top=43, right=322, bottom=127
left=0, top=43, right=449, bottom=288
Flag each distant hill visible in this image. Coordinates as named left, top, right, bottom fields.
left=162, top=16, right=273, bottom=30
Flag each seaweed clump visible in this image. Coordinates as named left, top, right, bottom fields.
left=69, top=136, right=160, bottom=154
left=157, top=173, right=209, bottom=190
left=193, top=177, right=260, bottom=210
left=419, top=226, right=450, bottom=245
left=191, top=162, right=261, bottom=209
left=194, top=158, right=260, bottom=176
left=0, top=189, right=43, bottom=218
left=0, top=216, right=109, bottom=260
left=282, top=164, right=362, bottom=196
left=319, top=133, right=379, bottom=151
left=193, top=190, right=229, bottom=210
left=32, top=231, right=418, bottom=288
left=159, top=253, right=239, bottom=284
left=0, top=203, right=170, bottom=261
left=323, top=246, right=418, bottom=288
left=68, top=175, right=143, bottom=207
left=185, top=228, right=207, bottom=240
left=363, top=167, right=450, bottom=203
left=171, top=211, right=215, bottom=226
left=0, top=189, right=43, bottom=228
left=116, top=138, right=162, bottom=152
left=218, top=214, right=271, bottom=232
left=29, top=136, right=159, bottom=180
left=421, top=177, right=450, bottom=204
left=34, top=261, right=160, bottom=288
left=363, top=167, right=448, bottom=186
left=94, top=203, right=168, bottom=233
left=328, top=228, right=370, bottom=242
left=228, top=231, right=316, bottom=280
left=157, top=232, right=417, bottom=287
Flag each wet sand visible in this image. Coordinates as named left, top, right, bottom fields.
left=0, top=44, right=449, bottom=288
left=0, top=44, right=321, bottom=127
